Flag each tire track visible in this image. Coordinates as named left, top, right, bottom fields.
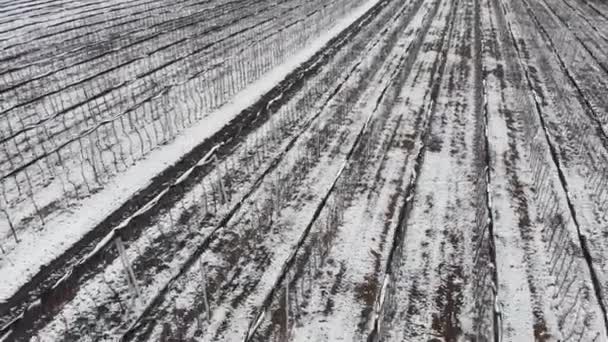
left=534, top=0, right=608, bottom=74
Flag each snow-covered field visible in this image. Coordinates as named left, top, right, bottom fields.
left=1, top=0, right=608, bottom=340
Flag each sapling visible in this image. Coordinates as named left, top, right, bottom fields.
left=201, top=181, right=209, bottom=215
left=138, top=109, right=153, bottom=158
left=116, top=237, right=140, bottom=317
left=86, top=132, right=102, bottom=185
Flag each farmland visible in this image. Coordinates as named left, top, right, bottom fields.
left=1, top=0, right=608, bottom=340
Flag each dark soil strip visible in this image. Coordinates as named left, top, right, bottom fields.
left=473, top=0, right=500, bottom=337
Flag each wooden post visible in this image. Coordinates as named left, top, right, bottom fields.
left=115, top=236, right=140, bottom=299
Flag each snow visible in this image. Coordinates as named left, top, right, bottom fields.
left=3, top=0, right=608, bottom=339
